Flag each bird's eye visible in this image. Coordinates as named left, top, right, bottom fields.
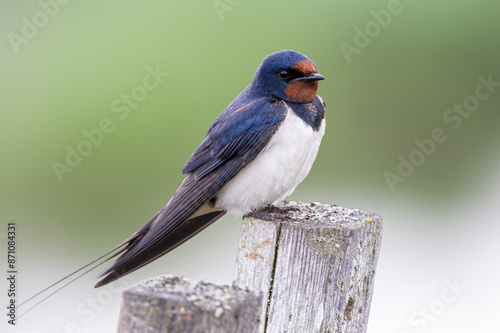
left=279, top=70, right=290, bottom=80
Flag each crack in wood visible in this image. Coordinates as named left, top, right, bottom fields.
left=263, top=221, right=282, bottom=332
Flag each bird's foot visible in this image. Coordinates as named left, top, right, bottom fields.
left=244, top=209, right=289, bottom=221
left=263, top=204, right=299, bottom=214
left=244, top=204, right=297, bottom=221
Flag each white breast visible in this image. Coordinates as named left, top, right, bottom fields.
left=215, top=106, right=325, bottom=214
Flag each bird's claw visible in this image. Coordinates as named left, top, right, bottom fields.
left=263, top=204, right=299, bottom=213
left=244, top=206, right=295, bottom=221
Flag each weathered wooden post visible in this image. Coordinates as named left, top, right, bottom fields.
left=117, top=201, right=382, bottom=333
left=117, top=275, right=261, bottom=333
left=233, top=201, right=383, bottom=333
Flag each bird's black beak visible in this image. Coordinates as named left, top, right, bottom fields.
left=296, top=72, right=326, bottom=82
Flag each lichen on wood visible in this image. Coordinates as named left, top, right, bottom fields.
left=233, top=201, right=383, bottom=333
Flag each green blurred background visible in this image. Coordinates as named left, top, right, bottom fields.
left=1, top=0, right=499, bottom=332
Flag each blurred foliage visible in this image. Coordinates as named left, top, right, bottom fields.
left=2, top=2, right=499, bottom=331
left=1, top=0, right=499, bottom=242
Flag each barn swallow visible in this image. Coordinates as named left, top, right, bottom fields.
left=94, top=50, right=325, bottom=287
left=17, top=50, right=325, bottom=317
left=93, top=50, right=326, bottom=287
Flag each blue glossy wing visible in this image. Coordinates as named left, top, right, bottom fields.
left=182, top=97, right=288, bottom=178
left=95, top=97, right=287, bottom=286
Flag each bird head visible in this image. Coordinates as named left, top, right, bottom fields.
left=251, top=50, right=325, bottom=103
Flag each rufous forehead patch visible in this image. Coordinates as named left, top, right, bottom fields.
left=291, top=60, right=318, bottom=75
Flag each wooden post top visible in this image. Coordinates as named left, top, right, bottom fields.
left=246, top=200, right=382, bottom=227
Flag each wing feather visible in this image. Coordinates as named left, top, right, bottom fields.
left=96, top=98, right=287, bottom=286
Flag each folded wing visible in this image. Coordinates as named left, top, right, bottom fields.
left=95, top=98, right=287, bottom=287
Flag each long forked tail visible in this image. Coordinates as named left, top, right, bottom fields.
left=18, top=207, right=226, bottom=317
left=95, top=210, right=225, bottom=287
left=17, top=210, right=162, bottom=318
left=17, top=241, right=129, bottom=319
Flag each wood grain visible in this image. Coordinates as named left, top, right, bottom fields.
left=118, top=275, right=261, bottom=333
left=233, top=201, right=383, bottom=333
